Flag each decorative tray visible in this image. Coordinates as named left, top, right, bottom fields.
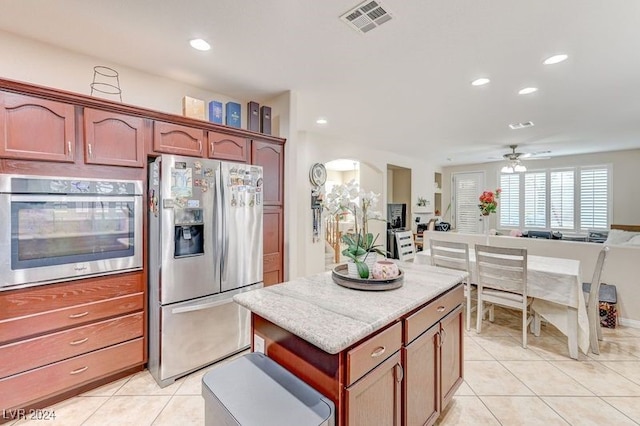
left=331, top=264, right=404, bottom=291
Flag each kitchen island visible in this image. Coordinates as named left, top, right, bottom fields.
left=234, top=261, right=467, bottom=426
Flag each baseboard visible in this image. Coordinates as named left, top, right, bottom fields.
left=618, top=317, right=640, bottom=328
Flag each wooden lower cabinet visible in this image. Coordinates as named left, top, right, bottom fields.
left=263, top=207, right=284, bottom=285
left=403, top=325, right=439, bottom=426
left=0, top=338, right=144, bottom=410
left=253, top=284, right=464, bottom=426
left=0, top=273, right=146, bottom=411
left=403, top=305, right=463, bottom=426
left=345, top=352, right=402, bottom=426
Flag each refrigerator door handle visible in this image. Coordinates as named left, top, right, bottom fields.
left=171, top=298, right=235, bottom=314
left=218, top=165, right=229, bottom=280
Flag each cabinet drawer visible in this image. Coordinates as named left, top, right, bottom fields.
left=346, top=322, right=402, bottom=386
left=0, top=273, right=144, bottom=320
left=0, top=293, right=143, bottom=344
left=404, top=285, right=463, bottom=344
left=0, top=312, right=143, bottom=378
left=1, top=338, right=144, bottom=410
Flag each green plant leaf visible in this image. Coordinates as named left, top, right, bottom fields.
left=356, top=261, right=369, bottom=278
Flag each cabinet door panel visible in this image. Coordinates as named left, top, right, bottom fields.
left=440, top=305, right=463, bottom=409
left=207, top=131, right=248, bottom=162
left=153, top=121, right=204, bottom=156
left=346, top=351, right=402, bottom=426
left=263, top=207, right=283, bottom=285
left=84, top=108, right=146, bottom=167
left=252, top=140, right=283, bottom=206
left=403, top=324, right=439, bottom=426
left=0, top=91, right=75, bottom=162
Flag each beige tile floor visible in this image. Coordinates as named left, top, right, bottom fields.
left=7, top=307, right=640, bottom=426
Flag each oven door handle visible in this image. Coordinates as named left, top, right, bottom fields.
left=171, top=298, right=234, bottom=314
left=9, top=194, right=136, bottom=203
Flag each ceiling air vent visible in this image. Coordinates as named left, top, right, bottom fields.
left=508, top=121, right=535, bottom=130
left=340, top=1, right=393, bottom=34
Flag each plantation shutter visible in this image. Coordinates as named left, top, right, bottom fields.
left=499, top=174, right=520, bottom=227
left=550, top=170, right=575, bottom=229
left=580, top=167, right=609, bottom=230
left=524, top=172, right=546, bottom=228
left=453, top=172, right=483, bottom=233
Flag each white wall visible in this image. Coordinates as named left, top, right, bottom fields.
left=295, top=131, right=437, bottom=277
left=441, top=149, right=640, bottom=231
left=0, top=31, right=441, bottom=281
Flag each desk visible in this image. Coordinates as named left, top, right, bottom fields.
left=415, top=250, right=587, bottom=359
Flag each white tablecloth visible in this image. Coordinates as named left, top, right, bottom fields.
left=416, top=250, right=588, bottom=356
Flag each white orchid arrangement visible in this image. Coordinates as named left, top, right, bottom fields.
left=322, top=180, right=385, bottom=277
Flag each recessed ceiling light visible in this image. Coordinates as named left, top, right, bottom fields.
left=471, top=78, right=490, bottom=86
left=316, top=118, right=328, bottom=125
left=518, top=87, right=538, bottom=95
left=543, top=54, right=568, bottom=65
left=189, top=38, right=211, bottom=51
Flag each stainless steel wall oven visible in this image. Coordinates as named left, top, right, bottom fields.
left=0, top=174, right=143, bottom=290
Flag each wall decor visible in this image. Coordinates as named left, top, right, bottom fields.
left=260, top=106, right=272, bottom=135
left=247, top=101, right=260, bottom=132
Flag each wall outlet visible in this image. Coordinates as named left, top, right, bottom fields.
left=253, top=334, right=265, bottom=354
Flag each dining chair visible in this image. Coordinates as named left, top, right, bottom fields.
left=582, top=246, right=610, bottom=355
left=430, top=240, right=473, bottom=331
left=395, top=231, right=416, bottom=261
left=475, top=244, right=532, bottom=348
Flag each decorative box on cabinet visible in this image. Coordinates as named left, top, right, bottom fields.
left=0, top=91, right=75, bottom=163
left=0, top=273, right=145, bottom=411
left=83, top=108, right=147, bottom=168
left=207, top=131, right=249, bottom=162
left=153, top=120, right=205, bottom=157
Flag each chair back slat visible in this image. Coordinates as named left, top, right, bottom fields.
left=429, top=240, right=470, bottom=274
left=395, top=230, right=416, bottom=261
left=475, top=244, right=527, bottom=294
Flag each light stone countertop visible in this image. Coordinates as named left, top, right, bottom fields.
left=233, top=261, right=467, bottom=354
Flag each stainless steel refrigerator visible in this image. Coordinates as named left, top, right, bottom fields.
left=148, top=154, right=263, bottom=387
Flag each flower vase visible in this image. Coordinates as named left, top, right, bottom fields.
left=346, top=254, right=377, bottom=278
left=482, top=213, right=490, bottom=244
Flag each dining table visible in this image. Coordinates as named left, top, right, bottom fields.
left=415, top=249, right=588, bottom=359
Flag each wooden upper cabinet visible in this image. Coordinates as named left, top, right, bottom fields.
left=84, top=108, right=146, bottom=168
left=0, top=91, right=75, bottom=162
left=207, top=131, right=249, bottom=162
left=252, top=140, right=284, bottom=206
left=153, top=120, right=204, bottom=157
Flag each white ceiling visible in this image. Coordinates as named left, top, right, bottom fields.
left=1, top=0, right=639, bottom=166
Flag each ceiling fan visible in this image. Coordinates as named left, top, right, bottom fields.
left=500, top=145, right=550, bottom=173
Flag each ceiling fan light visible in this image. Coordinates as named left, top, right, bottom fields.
left=514, top=164, right=527, bottom=172
left=501, top=165, right=514, bottom=173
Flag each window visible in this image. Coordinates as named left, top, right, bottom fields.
left=499, top=174, right=520, bottom=227
left=580, top=167, right=609, bottom=230
left=498, top=165, right=610, bottom=232
left=550, top=170, right=574, bottom=229
left=524, top=172, right=546, bottom=228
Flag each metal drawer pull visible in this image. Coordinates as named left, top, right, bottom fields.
left=69, top=366, right=88, bottom=375
left=67, top=141, right=72, bottom=156
left=437, top=305, right=446, bottom=312
left=88, top=143, right=93, bottom=158
left=210, top=141, right=214, bottom=153
left=69, top=337, right=89, bottom=346
left=370, top=346, right=386, bottom=358
left=68, top=311, right=89, bottom=319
